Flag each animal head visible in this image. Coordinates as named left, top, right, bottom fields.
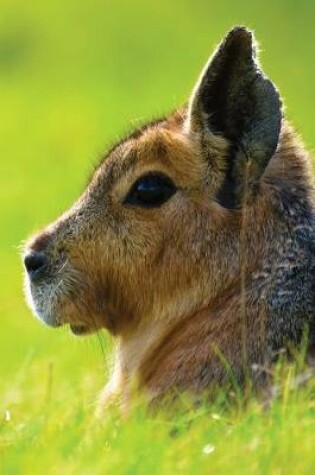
left=24, top=27, right=286, bottom=337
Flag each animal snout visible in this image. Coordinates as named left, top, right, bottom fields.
left=24, top=252, right=48, bottom=283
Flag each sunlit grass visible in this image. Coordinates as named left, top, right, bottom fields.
left=1, top=355, right=314, bottom=474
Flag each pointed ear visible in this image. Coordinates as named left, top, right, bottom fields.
left=186, top=26, right=282, bottom=207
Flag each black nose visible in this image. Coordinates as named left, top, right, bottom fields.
left=24, top=252, right=48, bottom=283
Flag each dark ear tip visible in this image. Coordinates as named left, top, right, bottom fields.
left=226, top=25, right=253, bottom=40
left=224, top=25, right=256, bottom=54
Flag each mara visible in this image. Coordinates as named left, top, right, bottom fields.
left=24, top=27, right=315, bottom=408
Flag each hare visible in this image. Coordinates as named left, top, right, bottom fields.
left=24, top=27, right=315, bottom=407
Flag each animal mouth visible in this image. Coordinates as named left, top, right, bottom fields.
left=25, top=268, right=103, bottom=336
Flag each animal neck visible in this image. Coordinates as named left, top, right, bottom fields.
left=112, top=287, right=254, bottom=406
left=114, top=277, right=247, bottom=395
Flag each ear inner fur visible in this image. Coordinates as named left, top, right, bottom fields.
left=186, top=26, right=282, bottom=207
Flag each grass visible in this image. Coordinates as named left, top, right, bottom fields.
left=0, top=0, right=314, bottom=473
left=1, top=357, right=314, bottom=474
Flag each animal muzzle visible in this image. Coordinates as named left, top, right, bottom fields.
left=24, top=251, right=48, bottom=283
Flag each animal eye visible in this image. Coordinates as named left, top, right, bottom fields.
left=124, top=173, right=177, bottom=207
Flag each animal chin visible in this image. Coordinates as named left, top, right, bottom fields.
left=69, top=324, right=96, bottom=336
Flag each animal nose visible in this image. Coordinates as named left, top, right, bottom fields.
left=24, top=252, right=48, bottom=283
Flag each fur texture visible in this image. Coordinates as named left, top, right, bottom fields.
left=24, top=27, right=315, bottom=408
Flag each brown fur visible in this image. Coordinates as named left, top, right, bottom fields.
left=24, top=27, right=315, bottom=410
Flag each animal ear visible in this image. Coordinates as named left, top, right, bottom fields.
left=186, top=26, right=282, bottom=207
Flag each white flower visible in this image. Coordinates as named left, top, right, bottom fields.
left=202, top=444, right=215, bottom=455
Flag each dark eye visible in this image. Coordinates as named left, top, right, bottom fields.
left=124, top=173, right=177, bottom=207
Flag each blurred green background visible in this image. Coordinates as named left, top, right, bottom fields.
left=1, top=0, right=314, bottom=403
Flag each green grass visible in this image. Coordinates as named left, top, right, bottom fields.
left=1, top=359, right=314, bottom=474
left=0, top=1, right=314, bottom=473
